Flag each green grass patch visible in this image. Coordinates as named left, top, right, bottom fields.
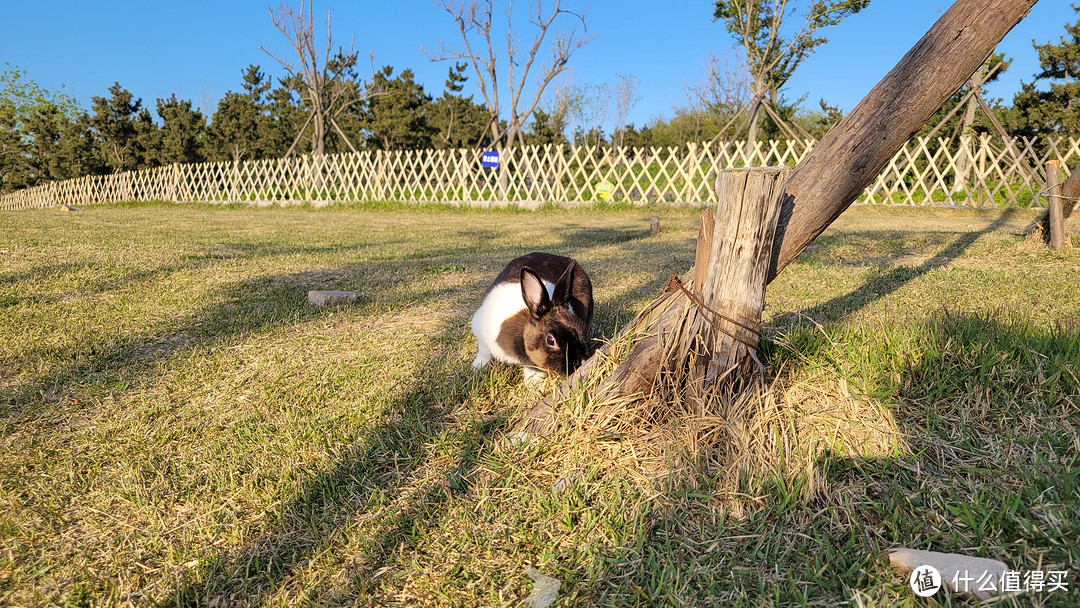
left=0, top=203, right=1077, bottom=606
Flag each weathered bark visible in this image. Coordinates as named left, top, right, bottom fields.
left=1047, top=160, right=1067, bottom=250
left=699, top=169, right=788, bottom=382
left=669, top=170, right=788, bottom=420
left=768, top=0, right=1039, bottom=282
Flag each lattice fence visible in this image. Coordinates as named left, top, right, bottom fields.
left=2, top=136, right=1076, bottom=211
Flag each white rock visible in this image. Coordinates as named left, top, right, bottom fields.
left=307, top=290, right=361, bottom=307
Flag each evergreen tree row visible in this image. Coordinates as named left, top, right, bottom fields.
left=1, top=62, right=496, bottom=193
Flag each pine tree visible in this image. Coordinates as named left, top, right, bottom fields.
left=54, top=113, right=102, bottom=179
left=90, top=83, right=143, bottom=173
left=133, top=107, right=160, bottom=169
left=23, top=106, right=101, bottom=183
left=524, top=108, right=567, bottom=145
left=0, top=64, right=87, bottom=190
left=210, top=92, right=263, bottom=161
left=155, top=94, right=206, bottom=166
left=0, top=105, right=30, bottom=192
left=266, top=78, right=310, bottom=157
left=361, top=66, right=435, bottom=151
left=428, top=62, right=488, bottom=149
left=241, top=65, right=278, bottom=157
left=1009, top=5, right=1080, bottom=138
left=24, top=104, right=68, bottom=181
left=208, top=65, right=279, bottom=162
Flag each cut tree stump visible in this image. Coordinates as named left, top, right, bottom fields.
left=697, top=169, right=788, bottom=383
left=663, top=169, right=789, bottom=416
left=515, top=168, right=789, bottom=435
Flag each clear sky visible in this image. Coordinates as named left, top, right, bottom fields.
left=2, top=1, right=1075, bottom=130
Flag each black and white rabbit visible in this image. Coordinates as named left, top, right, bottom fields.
left=471, top=252, right=594, bottom=382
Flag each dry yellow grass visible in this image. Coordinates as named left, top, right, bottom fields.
left=0, top=202, right=1077, bottom=606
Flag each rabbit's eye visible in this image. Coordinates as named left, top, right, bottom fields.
left=545, top=333, right=558, bottom=349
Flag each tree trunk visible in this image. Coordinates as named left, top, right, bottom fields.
left=745, top=98, right=762, bottom=145
left=669, top=169, right=788, bottom=418
left=951, top=100, right=978, bottom=193
left=516, top=170, right=789, bottom=434
left=1047, top=160, right=1067, bottom=250
left=490, top=119, right=509, bottom=201
left=1031, top=166, right=1079, bottom=242
left=698, top=169, right=788, bottom=381
left=768, top=0, right=1039, bottom=282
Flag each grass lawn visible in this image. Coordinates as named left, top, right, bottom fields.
left=0, top=202, right=1077, bottom=607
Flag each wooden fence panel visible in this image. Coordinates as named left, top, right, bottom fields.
left=2, top=137, right=1076, bottom=211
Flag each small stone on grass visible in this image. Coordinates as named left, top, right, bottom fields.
left=308, top=290, right=361, bottom=307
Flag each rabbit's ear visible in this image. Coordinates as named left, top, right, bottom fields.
left=520, top=267, right=551, bottom=319
left=551, top=261, right=576, bottom=306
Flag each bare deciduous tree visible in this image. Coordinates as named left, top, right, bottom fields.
left=261, top=1, right=375, bottom=156
left=428, top=0, right=592, bottom=151
left=713, top=0, right=869, bottom=142
left=612, top=74, right=640, bottom=149
left=686, top=52, right=753, bottom=139
left=545, top=75, right=584, bottom=140
left=582, top=82, right=609, bottom=147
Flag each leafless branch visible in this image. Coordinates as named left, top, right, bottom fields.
left=260, top=1, right=375, bottom=155
left=429, top=0, right=592, bottom=149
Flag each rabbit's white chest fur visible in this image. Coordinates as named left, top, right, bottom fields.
left=472, top=279, right=572, bottom=369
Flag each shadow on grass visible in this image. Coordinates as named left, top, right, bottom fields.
left=2, top=212, right=698, bottom=605
left=0, top=261, right=94, bottom=286
left=584, top=311, right=1079, bottom=606
left=772, top=210, right=1019, bottom=327
left=160, top=323, right=499, bottom=606
left=0, top=232, right=524, bottom=436
left=0, top=243, right=374, bottom=312
left=1, top=264, right=349, bottom=419
left=566, top=225, right=654, bottom=246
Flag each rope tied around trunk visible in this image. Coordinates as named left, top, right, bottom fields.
left=663, top=272, right=761, bottom=351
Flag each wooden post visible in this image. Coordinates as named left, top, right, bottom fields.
left=498, top=144, right=509, bottom=202
left=667, top=169, right=788, bottom=415
left=376, top=152, right=387, bottom=202
left=460, top=149, right=471, bottom=204
left=556, top=144, right=568, bottom=203
left=701, top=168, right=788, bottom=382
left=1031, top=163, right=1079, bottom=242
left=230, top=160, right=239, bottom=203
left=1047, top=160, right=1067, bottom=250
left=686, top=142, right=699, bottom=201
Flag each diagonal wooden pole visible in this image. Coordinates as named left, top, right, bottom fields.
left=768, top=0, right=1039, bottom=281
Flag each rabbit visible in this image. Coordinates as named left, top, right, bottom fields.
left=471, top=252, right=594, bottom=382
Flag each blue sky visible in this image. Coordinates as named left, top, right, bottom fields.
left=2, top=1, right=1075, bottom=130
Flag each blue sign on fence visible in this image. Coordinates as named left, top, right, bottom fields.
left=481, top=150, right=499, bottom=168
